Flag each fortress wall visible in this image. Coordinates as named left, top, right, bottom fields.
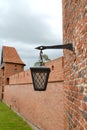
left=3, top=57, right=64, bottom=130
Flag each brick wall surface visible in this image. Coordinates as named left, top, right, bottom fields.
left=63, top=0, right=87, bottom=129
left=4, top=63, right=24, bottom=84
left=4, top=82, right=64, bottom=130
left=9, top=57, right=64, bottom=85
left=46, top=57, right=64, bottom=82
left=0, top=68, right=3, bottom=100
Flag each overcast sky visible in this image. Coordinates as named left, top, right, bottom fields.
left=0, top=0, right=63, bottom=69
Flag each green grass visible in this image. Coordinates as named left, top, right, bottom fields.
left=0, top=102, right=33, bottom=130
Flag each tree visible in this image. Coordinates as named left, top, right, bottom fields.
left=34, top=54, right=50, bottom=66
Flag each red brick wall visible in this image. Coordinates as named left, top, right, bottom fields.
left=0, top=62, right=24, bottom=100
left=46, top=57, right=64, bottom=82
left=63, top=0, right=87, bottom=129
left=4, top=63, right=24, bottom=85
left=9, top=57, right=64, bottom=85
left=3, top=57, right=64, bottom=130
left=0, top=68, right=3, bottom=100
left=4, top=82, right=64, bottom=130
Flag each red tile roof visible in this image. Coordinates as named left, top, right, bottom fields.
left=2, top=46, right=25, bottom=65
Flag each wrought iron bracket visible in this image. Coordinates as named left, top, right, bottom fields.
left=35, top=43, right=74, bottom=51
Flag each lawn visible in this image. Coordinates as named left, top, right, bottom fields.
left=0, top=102, right=33, bottom=130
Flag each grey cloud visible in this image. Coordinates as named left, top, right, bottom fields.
left=0, top=0, right=59, bottom=44
left=0, top=0, right=63, bottom=67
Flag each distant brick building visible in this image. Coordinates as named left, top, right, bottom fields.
left=0, top=46, right=25, bottom=100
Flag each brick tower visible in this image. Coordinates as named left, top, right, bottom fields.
left=0, top=46, right=25, bottom=100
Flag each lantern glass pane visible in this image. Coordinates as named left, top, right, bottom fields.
left=30, top=67, right=50, bottom=91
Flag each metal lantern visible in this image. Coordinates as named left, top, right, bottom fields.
left=30, top=43, right=74, bottom=91
left=30, top=67, right=50, bottom=91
